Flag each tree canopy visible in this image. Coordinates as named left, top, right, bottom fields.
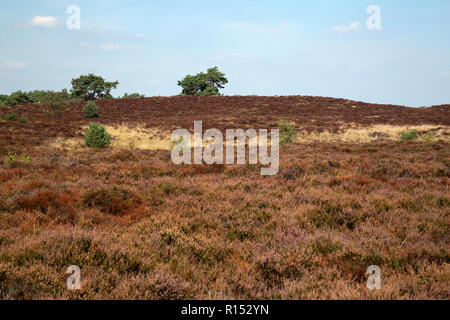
left=71, top=74, right=119, bottom=100
left=177, top=67, right=228, bottom=96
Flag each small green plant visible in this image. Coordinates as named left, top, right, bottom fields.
left=83, top=102, right=99, bottom=118
left=85, top=123, right=111, bottom=148
left=19, top=117, right=27, bottom=123
left=277, top=118, right=297, bottom=146
left=4, top=152, right=31, bottom=164
left=5, top=113, right=18, bottom=121
left=29, top=116, right=36, bottom=121
left=422, top=130, right=435, bottom=142
left=400, top=129, right=418, bottom=141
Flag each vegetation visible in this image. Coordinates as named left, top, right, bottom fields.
left=0, top=95, right=448, bottom=300
left=400, top=129, right=418, bottom=141
left=178, top=67, right=228, bottom=96
left=83, top=102, right=99, bottom=118
left=4, top=152, right=31, bottom=164
left=0, top=94, right=8, bottom=106
left=122, top=93, right=145, bottom=99
left=85, top=123, right=111, bottom=148
left=0, top=141, right=448, bottom=299
left=71, top=74, right=119, bottom=101
left=278, top=118, right=297, bottom=145
left=423, top=130, right=435, bottom=142
left=40, top=91, right=67, bottom=117
left=3, top=90, right=32, bottom=105
left=0, top=89, right=70, bottom=107
left=5, top=112, right=18, bottom=121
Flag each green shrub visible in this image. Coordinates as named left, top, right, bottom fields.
left=85, top=123, right=111, bottom=148
left=5, top=113, right=18, bottom=121
left=83, top=102, right=99, bottom=118
left=6, top=91, right=32, bottom=106
left=0, top=94, right=8, bottom=106
left=422, top=130, right=435, bottom=142
left=71, top=74, right=119, bottom=100
left=277, top=118, right=297, bottom=146
left=4, top=152, right=31, bottom=164
left=40, top=91, right=66, bottom=117
left=19, top=117, right=27, bottom=123
left=178, top=67, right=228, bottom=96
left=400, top=129, right=418, bottom=141
left=122, top=93, right=145, bottom=99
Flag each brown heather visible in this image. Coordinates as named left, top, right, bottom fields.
left=0, top=96, right=449, bottom=299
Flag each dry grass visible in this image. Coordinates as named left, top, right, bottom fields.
left=106, top=124, right=170, bottom=150
left=296, top=124, right=449, bottom=143
left=48, top=124, right=274, bottom=153
left=48, top=124, right=172, bottom=152
left=48, top=122, right=443, bottom=153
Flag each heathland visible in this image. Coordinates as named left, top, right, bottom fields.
left=0, top=96, right=448, bottom=299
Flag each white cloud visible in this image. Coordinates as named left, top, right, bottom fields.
left=100, top=43, right=122, bottom=51
left=1, top=61, right=27, bottom=69
left=29, top=16, right=58, bottom=28
left=333, top=21, right=361, bottom=33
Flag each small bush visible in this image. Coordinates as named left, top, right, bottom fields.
left=5, top=113, right=18, bottom=121
left=277, top=118, right=297, bottom=146
left=82, top=102, right=99, bottom=118
left=19, top=117, right=27, bottom=123
left=400, top=129, right=418, bottom=141
left=85, top=123, right=111, bottom=148
left=4, top=152, right=31, bottom=165
left=422, top=130, right=435, bottom=142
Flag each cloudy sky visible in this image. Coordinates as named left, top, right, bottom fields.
left=0, top=0, right=449, bottom=107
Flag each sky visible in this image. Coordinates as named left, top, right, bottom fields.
left=0, top=0, right=449, bottom=107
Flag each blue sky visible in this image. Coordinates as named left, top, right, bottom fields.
left=0, top=0, right=449, bottom=107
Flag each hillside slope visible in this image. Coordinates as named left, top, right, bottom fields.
left=1, top=96, right=449, bottom=152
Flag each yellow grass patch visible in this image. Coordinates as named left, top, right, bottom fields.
left=296, top=124, right=450, bottom=143
left=106, top=124, right=170, bottom=150
left=48, top=124, right=172, bottom=151
left=46, top=123, right=450, bottom=152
